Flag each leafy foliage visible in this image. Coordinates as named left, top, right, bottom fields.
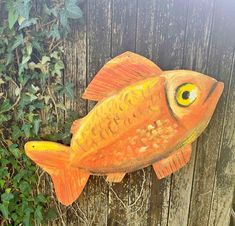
left=0, top=0, right=83, bottom=225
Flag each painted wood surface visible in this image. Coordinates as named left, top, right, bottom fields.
left=34, top=0, right=235, bottom=225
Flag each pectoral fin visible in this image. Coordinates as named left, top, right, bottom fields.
left=153, top=144, right=192, bottom=179
left=70, top=118, right=83, bottom=134
left=106, top=173, right=126, bottom=183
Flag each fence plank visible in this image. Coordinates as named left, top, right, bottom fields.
left=136, top=2, right=162, bottom=226
left=2, top=0, right=235, bottom=225
left=207, top=1, right=235, bottom=225
left=208, top=49, right=235, bottom=226
left=137, top=1, right=189, bottom=225
left=63, top=1, right=88, bottom=225
left=187, top=0, right=235, bottom=225
left=107, top=1, right=148, bottom=225
left=85, top=0, right=112, bottom=225
left=167, top=1, right=215, bottom=226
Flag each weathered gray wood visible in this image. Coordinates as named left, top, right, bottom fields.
left=187, top=0, right=235, bottom=225
left=10, top=0, right=233, bottom=225
left=207, top=1, right=235, bottom=225
left=208, top=48, right=235, bottom=226
left=138, top=1, right=189, bottom=226
left=108, top=1, right=148, bottom=225
left=166, top=1, right=215, bottom=226
left=151, top=0, right=188, bottom=71
left=135, top=3, right=163, bottom=225
left=85, top=0, right=112, bottom=225
left=63, top=1, right=88, bottom=225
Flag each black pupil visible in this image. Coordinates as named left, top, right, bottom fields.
left=182, top=91, right=190, bottom=99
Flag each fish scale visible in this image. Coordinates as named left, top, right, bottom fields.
left=71, top=77, right=162, bottom=154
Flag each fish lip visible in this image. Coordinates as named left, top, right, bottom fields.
left=203, top=81, right=224, bottom=104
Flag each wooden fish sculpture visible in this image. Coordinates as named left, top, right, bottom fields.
left=25, top=52, right=224, bottom=206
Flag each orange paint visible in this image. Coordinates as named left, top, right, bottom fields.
left=24, top=52, right=224, bottom=205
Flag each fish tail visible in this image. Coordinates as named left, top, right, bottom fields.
left=25, top=141, right=90, bottom=206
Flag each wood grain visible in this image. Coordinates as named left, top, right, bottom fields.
left=187, top=0, right=235, bottom=226
left=64, top=1, right=88, bottom=225
left=85, top=0, right=112, bottom=225
left=167, top=1, right=216, bottom=226
left=5, top=0, right=233, bottom=225
left=107, top=1, right=148, bottom=225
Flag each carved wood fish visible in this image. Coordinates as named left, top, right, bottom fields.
left=24, top=52, right=224, bottom=206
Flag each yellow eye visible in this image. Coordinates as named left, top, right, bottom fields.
left=175, top=83, right=199, bottom=107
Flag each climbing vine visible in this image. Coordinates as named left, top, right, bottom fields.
left=0, top=0, right=83, bottom=224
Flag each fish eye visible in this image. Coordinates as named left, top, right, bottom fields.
left=175, top=83, right=199, bottom=107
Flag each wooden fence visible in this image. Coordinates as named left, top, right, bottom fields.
left=44, top=0, right=235, bottom=225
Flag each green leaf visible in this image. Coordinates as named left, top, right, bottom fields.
left=63, top=83, right=74, bottom=99
left=22, top=124, right=32, bottom=137
left=34, top=206, right=43, bottom=224
left=48, top=24, right=60, bottom=40
left=6, top=52, right=14, bottom=65
left=1, top=192, right=14, bottom=203
left=0, top=179, right=5, bottom=188
left=22, top=55, right=31, bottom=65
left=0, top=99, right=11, bottom=112
left=55, top=60, right=64, bottom=71
left=11, top=34, right=24, bottom=51
left=19, top=181, right=30, bottom=194
left=26, top=43, right=32, bottom=55
left=36, top=194, right=47, bottom=203
left=65, top=0, right=83, bottom=19
left=0, top=114, right=11, bottom=125
left=0, top=204, right=8, bottom=219
left=15, top=0, right=31, bottom=21
left=23, top=210, right=31, bottom=226
left=41, top=56, right=50, bottom=64
left=46, top=208, right=57, bottom=221
left=26, top=93, right=38, bottom=102
left=19, top=18, right=37, bottom=30
left=9, top=144, right=21, bottom=159
left=60, top=9, right=68, bottom=28
left=8, top=8, right=19, bottom=29
left=18, top=15, right=26, bottom=25
left=50, top=51, right=60, bottom=59
left=33, top=119, right=41, bottom=135
left=12, top=125, right=23, bottom=141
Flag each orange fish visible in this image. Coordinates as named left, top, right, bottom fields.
left=24, top=52, right=224, bottom=206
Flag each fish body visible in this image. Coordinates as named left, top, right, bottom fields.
left=25, top=52, right=224, bottom=205
left=71, top=76, right=183, bottom=173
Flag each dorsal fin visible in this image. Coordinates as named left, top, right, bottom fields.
left=82, top=51, right=162, bottom=101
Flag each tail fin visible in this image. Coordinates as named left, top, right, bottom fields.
left=24, top=141, right=90, bottom=206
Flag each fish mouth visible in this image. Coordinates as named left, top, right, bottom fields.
left=203, top=81, right=224, bottom=105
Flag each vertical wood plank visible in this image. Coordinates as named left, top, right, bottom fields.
left=207, top=1, right=235, bottom=225
left=135, top=2, right=163, bottom=226
left=208, top=49, right=235, bottom=226
left=187, top=0, right=235, bottom=225
left=167, top=1, right=215, bottom=226
left=85, top=0, right=112, bottom=225
left=107, top=1, right=149, bottom=225
left=63, top=1, right=88, bottom=225
left=111, top=0, right=137, bottom=56
left=136, top=1, right=189, bottom=225
left=151, top=0, right=188, bottom=71
left=41, top=0, right=235, bottom=226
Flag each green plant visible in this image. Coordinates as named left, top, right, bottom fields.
left=0, top=0, right=83, bottom=225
